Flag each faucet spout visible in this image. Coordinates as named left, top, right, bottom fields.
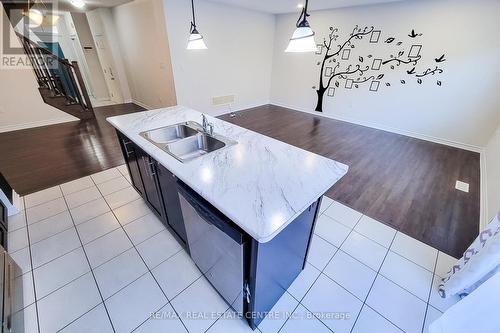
left=201, top=114, right=214, bottom=136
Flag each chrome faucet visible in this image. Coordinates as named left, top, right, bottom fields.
left=202, top=114, right=214, bottom=136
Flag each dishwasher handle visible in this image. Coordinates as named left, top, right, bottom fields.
left=177, top=181, right=245, bottom=245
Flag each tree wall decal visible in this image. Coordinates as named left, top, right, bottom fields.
left=313, top=25, right=445, bottom=112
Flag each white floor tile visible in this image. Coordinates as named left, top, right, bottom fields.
left=117, top=164, right=129, bottom=177
left=97, top=176, right=130, bottom=196
left=354, top=215, right=396, bottom=248
left=104, top=186, right=141, bottom=209
left=279, top=304, right=331, bottom=333
left=84, top=228, right=133, bottom=268
left=341, top=231, right=388, bottom=271
left=123, top=213, right=166, bottom=245
left=171, top=277, right=230, bottom=333
left=306, top=235, right=337, bottom=270
left=258, top=292, right=299, bottom=333
left=206, top=309, right=254, bottom=333
left=428, top=274, right=461, bottom=312
left=25, top=186, right=62, bottom=208
left=65, top=186, right=102, bottom=209
left=352, top=305, right=403, bottom=333
left=33, top=247, right=90, bottom=299
left=380, top=251, right=433, bottom=301
left=319, top=196, right=334, bottom=213
left=106, top=273, right=167, bottom=333
left=10, top=247, right=32, bottom=276
left=366, top=275, right=426, bottom=333
left=324, top=201, right=362, bottom=229
left=91, top=168, right=123, bottom=184
left=153, top=250, right=201, bottom=300
left=423, top=305, right=442, bottom=333
left=8, top=211, right=27, bottom=232
left=14, top=272, right=35, bottom=312
left=324, top=250, right=377, bottom=300
left=435, top=251, right=457, bottom=278
left=113, top=198, right=151, bottom=225
left=314, top=214, right=351, bottom=247
left=8, top=226, right=28, bottom=252
left=60, top=304, right=114, bottom=333
left=135, top=303, right=188, bottom=333
left=136, top=230, right=182, bottom=269
left=77, top=211, right=121, bottom=244
left=390, top=232, right=437, bottom=272
left=28, top=211, right=73, bottom=244
left=302, top=274, right=363, bottom=333
left=93, top=248, right=148, bottom=299
left=26, top=197, right=67, bottom=225
left=30, top=228, right=80, bottom=269
left=12, top=303, right=38, bottom=333
left=60, top=177, right=94, bottom=196
left=37, top=273, right=101, bottom=333
left=70, top=197, right=110, bottom=225
left=286, top=263, right=321, bottom=301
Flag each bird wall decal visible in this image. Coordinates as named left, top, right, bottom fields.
left=408, top=29, right=422, bottom=38
left=435, top=54, right=446, bottom=63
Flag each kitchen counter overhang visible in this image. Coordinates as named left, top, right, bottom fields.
left=107, top=105, right=348, bottom=244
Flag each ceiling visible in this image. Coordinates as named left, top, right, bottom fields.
left=55, top=0, right=133, bottom=12
left=205, top=0, right=406, bottom=14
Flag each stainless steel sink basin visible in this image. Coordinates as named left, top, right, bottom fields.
left=140, top=122, right=199, bottom=145
left=167, top=133, right=229, bottom=162
left=139, top=121, right=236, bottom=162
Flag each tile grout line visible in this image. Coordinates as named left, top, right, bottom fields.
left=278, top=213, right=364, bottom=333
left=420, top=252, right=440, bottom=333
left=22, top=196, right=42, bottom=333
left=61, top=186, right=118, bottom=333
left=348, top=231, right=408, bottom=333
left=88, top=175, right=191, bottom=333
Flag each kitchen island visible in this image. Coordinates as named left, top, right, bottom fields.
left=107, top=106, right=348, bottom=329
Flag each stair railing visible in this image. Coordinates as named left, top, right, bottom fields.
left=15, top=32, right=94, bottom=116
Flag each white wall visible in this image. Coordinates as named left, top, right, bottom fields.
left=0, top=5, right=77, bottom=132
left=270, top=0, right=500, bottom=150
left=163, top=0, right=275, bottom=116
left=111, top=0, right=176, bottom=109
left=485, top=124, right=500, bottom=222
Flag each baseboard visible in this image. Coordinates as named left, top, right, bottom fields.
left=271, top=102, right=484, bottom=153
left=131, top=99, right=153, bottom=110
left=0, top=117, right=78, bottom=133
left=480, top=150, right=488, bottom=231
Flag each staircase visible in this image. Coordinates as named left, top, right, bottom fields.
left=1, top=1, right=95, bottom=120
left=17, top=33, right=95, bottom=120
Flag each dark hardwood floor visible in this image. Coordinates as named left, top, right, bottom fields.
left=0, top=103, right=479, bottom=257
left=0, top=103, right=145, bottom=196
left=220, top=105, right=480, bottom=258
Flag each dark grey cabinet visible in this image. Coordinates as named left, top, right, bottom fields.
left=117, top=133, right=145, bottom=197
left=117, top=130, right=186, bottom=244
left=156, top=164, right=187, bottom=244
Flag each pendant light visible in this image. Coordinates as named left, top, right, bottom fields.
left=187, top=0, right=207, bottom=50
left=285, top=0, right=318, bottom=53
left=27, top=9, right=44, bottom=28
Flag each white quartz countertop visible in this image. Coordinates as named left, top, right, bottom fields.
left=107, top=106, right=348, bottom=243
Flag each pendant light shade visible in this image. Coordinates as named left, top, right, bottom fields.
left=285, top=0, right=317, bottom=53
left=27, top=9, right=44, bottom=28
left=187, top=0, right=207, bottom=50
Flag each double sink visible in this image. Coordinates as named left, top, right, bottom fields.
left=139, top=121, right=236, bottom=163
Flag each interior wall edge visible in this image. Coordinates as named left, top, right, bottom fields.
left=480, top=150, right=488, bottom=231
left=0, top=116, right=79, bottom=133
left=270, top=101, right=484, bottom=153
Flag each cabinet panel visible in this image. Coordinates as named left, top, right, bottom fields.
left=136, top=148, right=165, bottom=219
left=156, top=164, right=187, bottom=244
left=117, top=133, right=145, bottom=196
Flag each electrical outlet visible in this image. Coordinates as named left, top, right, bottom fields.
left=455, top=180, right=469, bottom=193
left=212, top=95, right=235, bottom=106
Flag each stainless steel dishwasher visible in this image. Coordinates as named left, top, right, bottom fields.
left=177, top=182, right=247, bottom=313
left=1, top=245, right=24, bottom=332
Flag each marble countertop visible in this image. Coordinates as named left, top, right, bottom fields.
left=107, top=106, right=348, bottom=243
